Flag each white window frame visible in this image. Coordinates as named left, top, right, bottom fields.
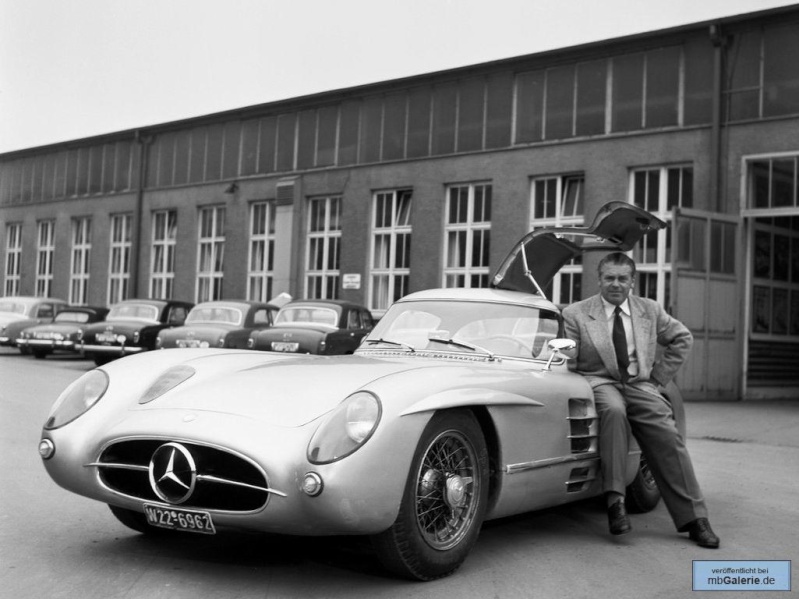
left=108, top=214, right=132, bottom=304
left=196, top=206, right=225, bottom=302
left=36, top=220, right=55, bottom=297
left=149, top=210, right=177, bottom=299
left=628, top=164, right=693, bottom=305
left=369, top=189, right=412, bottom=311
left=247, top=201, right=276, bottom=302
left=4, top=223, right=22, bottom=296
left=70, top=217, right=91, bottom=305
left=743, top=152, right=799, bottom=341
left=305, top=196, right=341, bottom=299
left=443, top=182, right=492, bottom=289
left=530, top=174, right=585, bottom=303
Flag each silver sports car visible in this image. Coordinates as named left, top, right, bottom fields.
left=39, top=202, right=677, bottom=581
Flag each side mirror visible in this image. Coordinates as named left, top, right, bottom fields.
left=544, top=338, right=576, bottom=371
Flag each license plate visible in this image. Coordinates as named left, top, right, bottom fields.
left=96, top=332, right=116, bottom=344
left=143, top=503, right=216, bottom=534
left=177, top=340, right=201, bottom=348
left=271, top=341, right=299, bottom=352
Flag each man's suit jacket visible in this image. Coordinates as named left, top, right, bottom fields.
left=562, top=294, right=693, bottom=389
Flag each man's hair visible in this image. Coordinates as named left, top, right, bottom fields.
left=597, top=252, right=637, bottom=277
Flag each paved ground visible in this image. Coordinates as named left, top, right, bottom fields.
left=684, top=397, right=799, bottom=448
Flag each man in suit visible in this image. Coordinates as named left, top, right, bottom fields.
left=562, top=252, right=719, bottom=548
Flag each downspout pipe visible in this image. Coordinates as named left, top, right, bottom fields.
left=130, top=130, right=152, bottom=298
left=709, top=22, right=725, bottom=213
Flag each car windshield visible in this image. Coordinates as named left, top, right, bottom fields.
left=107, top=303, right=160, bottom=323
left=361, top=299, right=560, bottom=360
left=54, top=311, right=90, bottom=324
left=185, top=306, right=243, bottom=326
left=275, top=306, right=338, bottom=327
left=0, top=302, right=26, bottom=314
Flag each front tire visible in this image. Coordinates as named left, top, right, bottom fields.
left=108, top=505, right=167, bottom=535
left=371, top=410, right=489, bottom=581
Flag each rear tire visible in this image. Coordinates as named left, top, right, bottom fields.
left=625, top=454, right=661, bottom=513
left=371, top=410, right=489, bottom=581
left=32, top=349, right=49, bottom=359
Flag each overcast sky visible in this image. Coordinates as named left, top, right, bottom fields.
left=0, top=0, right=794, bottom=154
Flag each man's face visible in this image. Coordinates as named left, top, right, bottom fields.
left=598, top=263, right=635, bottom=306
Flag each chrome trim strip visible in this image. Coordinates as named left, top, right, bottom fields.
left=85, top=461, right=149, bottom=471
left=81, top=344, right=145, bottom=353
left=197, top=474, right=287, bottom=497
left=505, top=452, right=599, bottom=474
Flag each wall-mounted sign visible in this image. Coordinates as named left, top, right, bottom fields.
left=342, top=274, right=361, bottom=289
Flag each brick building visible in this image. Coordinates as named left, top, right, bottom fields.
left=2, top=5, right=798, bottom=399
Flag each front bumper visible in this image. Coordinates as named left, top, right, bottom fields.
left=18, top=338, right=79, bottom=351
left=82, top=343, right=146, bottom=356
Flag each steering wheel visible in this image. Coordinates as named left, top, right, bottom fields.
left=482, top=335, right=532, bottom=356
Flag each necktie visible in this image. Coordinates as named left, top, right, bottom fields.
left=613, top=306, right=629, bottom=382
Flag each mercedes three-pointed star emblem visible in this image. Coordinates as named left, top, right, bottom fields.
left=148, top=442, right=197, bottom=504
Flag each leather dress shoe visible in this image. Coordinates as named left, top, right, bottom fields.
left=607, top=500, right=631, bottom=535
left=681, top=518, right=720, bottom=548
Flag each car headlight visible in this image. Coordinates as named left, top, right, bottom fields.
left=139, top=365, right=196, bottom=404
left=307, top=391, right=381, bottom=464
left=44, top=370, right=109, bottom=429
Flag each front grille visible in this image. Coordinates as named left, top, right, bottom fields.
left=96, top=439, right=271, bottom=512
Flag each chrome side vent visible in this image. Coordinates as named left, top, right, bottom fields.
left=567, top=398, right=598, bottom=454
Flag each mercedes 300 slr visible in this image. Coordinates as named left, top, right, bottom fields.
left=39, top=202, right=678, bottom=581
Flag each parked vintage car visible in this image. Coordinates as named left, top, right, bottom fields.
left=0, top=296, right=68, bottom=352
left=16, top=306, right=109, bottom=359
left=157, top=300, right=278, bottom=350
left=81, top=299, right=194, bottom=366
left=247, top=299, right=374, bottom=354
left=39, top=202, right=677, bottom=581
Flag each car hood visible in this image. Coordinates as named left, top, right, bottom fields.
left=0, top=313, right=26, bottom=325
left=139, top=354, right=429, bottom=427
left=491, top=201, right=665, bottom=296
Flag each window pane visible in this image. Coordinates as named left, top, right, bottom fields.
left=612, top=54, right=644, bottom=132
left=276, top=113, right=296, bottom=171
left=545, top=65, right=575, bottom=139
left=407, top=87, right=431, bottom=158
left=383, top=92, right=407, bottom=161
left=485, top=72, right=512, bottom=148
left=645, top=47, right=680, bottom=128
left=432, top=83, right=457, bottom=155
left=338, top=100, right=360, bottom=166
left=457, top=78, right=484, bottom=152
left=771, top=158, right=796, bottom=207
left=516, top=70, right=544, bottom=143
left=360, top=96, right=382, bottom=163
left=297, top=109, right=316, bottom=169
left=317, top=105, right=338, bottom=167
left=576, top=60, right=606, bottom=136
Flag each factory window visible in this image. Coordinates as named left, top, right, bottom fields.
left=70, top=217, right=91, bottom=305
left=150, top=210, right=177, bottom=300
left=370, top=189, right=412, bottom=311
left=108, top=214, right=132, bottom=304
left=196, top=206, right=226, bottom=302
left=443, top=183, right=491, bottom=288
left=248, top=201, right=276, bottom=302
left=305, top=196, right=341, bottom=299
left=4, top=223, right=22, bottom=296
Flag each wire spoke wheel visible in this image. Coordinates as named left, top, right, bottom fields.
left=371, top=410, right=489, bottom=581
left=415, top=430, right=479, bottom=550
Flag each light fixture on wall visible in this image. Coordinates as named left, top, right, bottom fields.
left=224, top=183, right=239, bottom=194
